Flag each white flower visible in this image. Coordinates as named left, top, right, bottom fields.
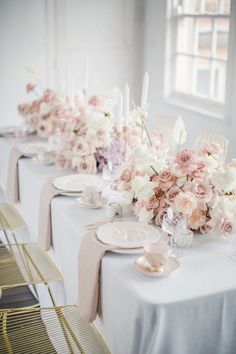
left=129, top=146, right=167, bottom=175
left=122, top=190, right=134, bottom=205
left=131, top=175, right=155, bottom=201
left=212, top=167, right=236, bottom=193
left=173, top=116, right=187, bottom=145
left=210, top=196, right=236, bottom=219
left=102, top=87, right=120, bottom=111
left=39, top=102, right=52, bottom=116
left=86, top=112, right=112, bottom=148
left=138, top=207, right=153, bottom=223
left=204, top=155, right=220, bottom=172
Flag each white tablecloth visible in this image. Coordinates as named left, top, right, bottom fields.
left=1, top=137, right=236, bottom=354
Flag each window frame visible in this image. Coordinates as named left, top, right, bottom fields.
left=164, top=0, right=236, bottom=120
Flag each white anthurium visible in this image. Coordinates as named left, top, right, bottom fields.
left=173, top=116, right=187, bottom=146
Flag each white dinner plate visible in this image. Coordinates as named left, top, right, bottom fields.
left=19, top=142, right=53, bottom=156
left=97, top=221, right=161, bottom=249
left=0, top=126, right=18, bottom=136
left=135, top=256, right=180, bottom=277
left=53, top=174, right=106, bottom=193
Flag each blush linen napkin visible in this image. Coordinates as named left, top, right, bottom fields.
left=78, top=231, right=117, bottom=322
left=37, top=178, right=61, bottom=251
left=6, top=147, right=25, bottom=203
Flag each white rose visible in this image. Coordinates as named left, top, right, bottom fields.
left=122, top=190, right=134, bottom=205
left=212, top=167, right=236, bottom=193
left=138, top=207, right=153, bottom=223
left=131, top=175, right=155, bottom=201
left=39, top=102, right=52, bottom=115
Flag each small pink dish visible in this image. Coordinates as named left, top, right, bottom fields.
left=144, top=241, right=171, bottom=269
left=135, top=256, right=180, bottom=277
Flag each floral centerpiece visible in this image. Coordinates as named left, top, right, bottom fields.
left=55, top=91, right=143, bottom=174
left=18, top=83, right=69, bottom=138
left=116, top=120, right=235, bottom=237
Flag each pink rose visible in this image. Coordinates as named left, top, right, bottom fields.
left=155, top=208, right=168, bottom=226
left=190, top=160, right=206, bottom=179
left=191, top=180, right=213, bottom=203
left=165, top=185, right=181, bottom=204
left=200, top=221, right=213, bottom=234
left=146, top=195, right=160, bottom=211
left=73, top=139, right=90, bottom=156
left=119, top=166, right=138, bottom=191
left=26, top=83, right=36, bottom=93
left=221, top=218, right=233, bottom=237
left=56, top=154, right=72, bottom=170
left=77, top=155, right=97, bottom=174
left=43, top=89, right=56, bottom=103
left=37, top=120, right=53, bottom=138
left=18, top=103, right=31, bottom=116
left=158, top=171, right=173, bottom=183
left=174, top=191, right=197, bottom=215
left=200, top=142, right=223, bottom=161
left=89, top=95, right=103, bottom=108
left=176, top=149, right=196, bottom=172
left=187, top=209, right=206, bottom=230
left=133, top=200, right=147, bottom=216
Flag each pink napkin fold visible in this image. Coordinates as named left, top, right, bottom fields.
left=78, top=231, right=116, bottom=322
left=6, top=147, right=25, bottom=203
left=37, top=178, right=61, bottom=251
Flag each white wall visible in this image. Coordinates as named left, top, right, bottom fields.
left=0, top=0, right=144, bottom=127
left=143, top=0, right=236, bottom=159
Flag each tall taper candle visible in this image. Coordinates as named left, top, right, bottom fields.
left=123, top=83, right=130, bottom=127
left=141, top=72, right=149, bottom=109
left=116, top=93, right=123, bottom=133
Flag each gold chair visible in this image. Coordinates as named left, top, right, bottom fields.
left=0, top=305, right=110, bottom=354
left=0, top=204, right=111, bottom=353
left=193, top=131, right=229, bottom=162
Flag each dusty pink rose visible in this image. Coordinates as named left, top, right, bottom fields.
left=165, top=185, right=181, bottom=204
left=221, top=218, right=233, bottom=237
left=89, top=95, right=103, bottom=108
left=56, top=154, right=72, bottom=170
left=187, top=209, right=206, bottom=230
left=174, top=191, right=197, bottom=215
left=37, top=120, right=53, bottom=138
left=30, top=100, right=40, bottom=115
left=43, top=89, right=55, bottom=103
left=119, top=165, right=138, bottom=191
left=73, top=139, right=90, bottom=156
left=176, top=149, right=195, bottom=171
left=200, top=221, right=213, bottom=234
left=158, top=171, right=176, bottom=192
left=26, top=83, right=36, bottom=93
left=77, top=155, right=97, bottom=174
left=18, top=103, right=31, bottom=116
left=192, top=180, right=213, bottom=203
left=200, top=142, right=223, bottom=161
left=146, top=195, right=160, bottom=211
left=190, top=160, right=206, bottom=179
left=155, top=208, right=168, bottom=226
left=70, top=117, right=87, bottom=136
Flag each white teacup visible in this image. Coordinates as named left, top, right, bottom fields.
left=81, top=186, right=102, bottom=206
left=144, top=241, right=171, bottom=269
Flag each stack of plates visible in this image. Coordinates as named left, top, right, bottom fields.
left=96, top=221, right=161, bottom=254
left=53, top=174, right=106, bottom=197
left=0, top=126, right=18, bottom=137
left=19, top=142, right=55, bottom=157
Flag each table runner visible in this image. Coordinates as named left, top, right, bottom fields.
left=37, top=178, right=60, bottom=251
left=6, top=147, right=25, bottom=203
left=78, top=231, right=116, bottom=322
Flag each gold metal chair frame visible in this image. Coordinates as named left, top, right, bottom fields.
left=0, top=204, right=111, bottom=353
left=0, top=305, right=110, bottom=354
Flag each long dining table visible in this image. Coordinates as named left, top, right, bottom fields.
left=1, top=136, right=236, bottom=354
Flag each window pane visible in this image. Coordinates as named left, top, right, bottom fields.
left=182, top=0, right=201, bottom=14
left=177, top=18, right=195, bottom=54
left=193, top=58, right=210, bottom=97
left=205, top=0, right=219, bottom=13
left=215, top=19, right=229, bottom=59
left=212, top=61, right=226, bottom=102
left=196, top=18, right=212, bottom=57
left=175, top=55, right=193, bottom=94
left=223, top=0, right=231, bottom=14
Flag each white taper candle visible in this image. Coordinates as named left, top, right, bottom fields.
left=123, top=83, right=130, bottom=127
left=141, top=72, right=149, bottom=110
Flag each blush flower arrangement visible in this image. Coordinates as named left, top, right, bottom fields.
left=17, top=83, right=69, bottom=138
left=116, top=120, right=236, bottom=237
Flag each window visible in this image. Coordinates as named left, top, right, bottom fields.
left=165, top=0, right=232, bottom=118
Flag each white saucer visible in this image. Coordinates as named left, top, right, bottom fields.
left=76, top=197, right=107, bottom=209
left=32, top=156, right=55, bottom=165
left=134, top=256, right=180, bottom=277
